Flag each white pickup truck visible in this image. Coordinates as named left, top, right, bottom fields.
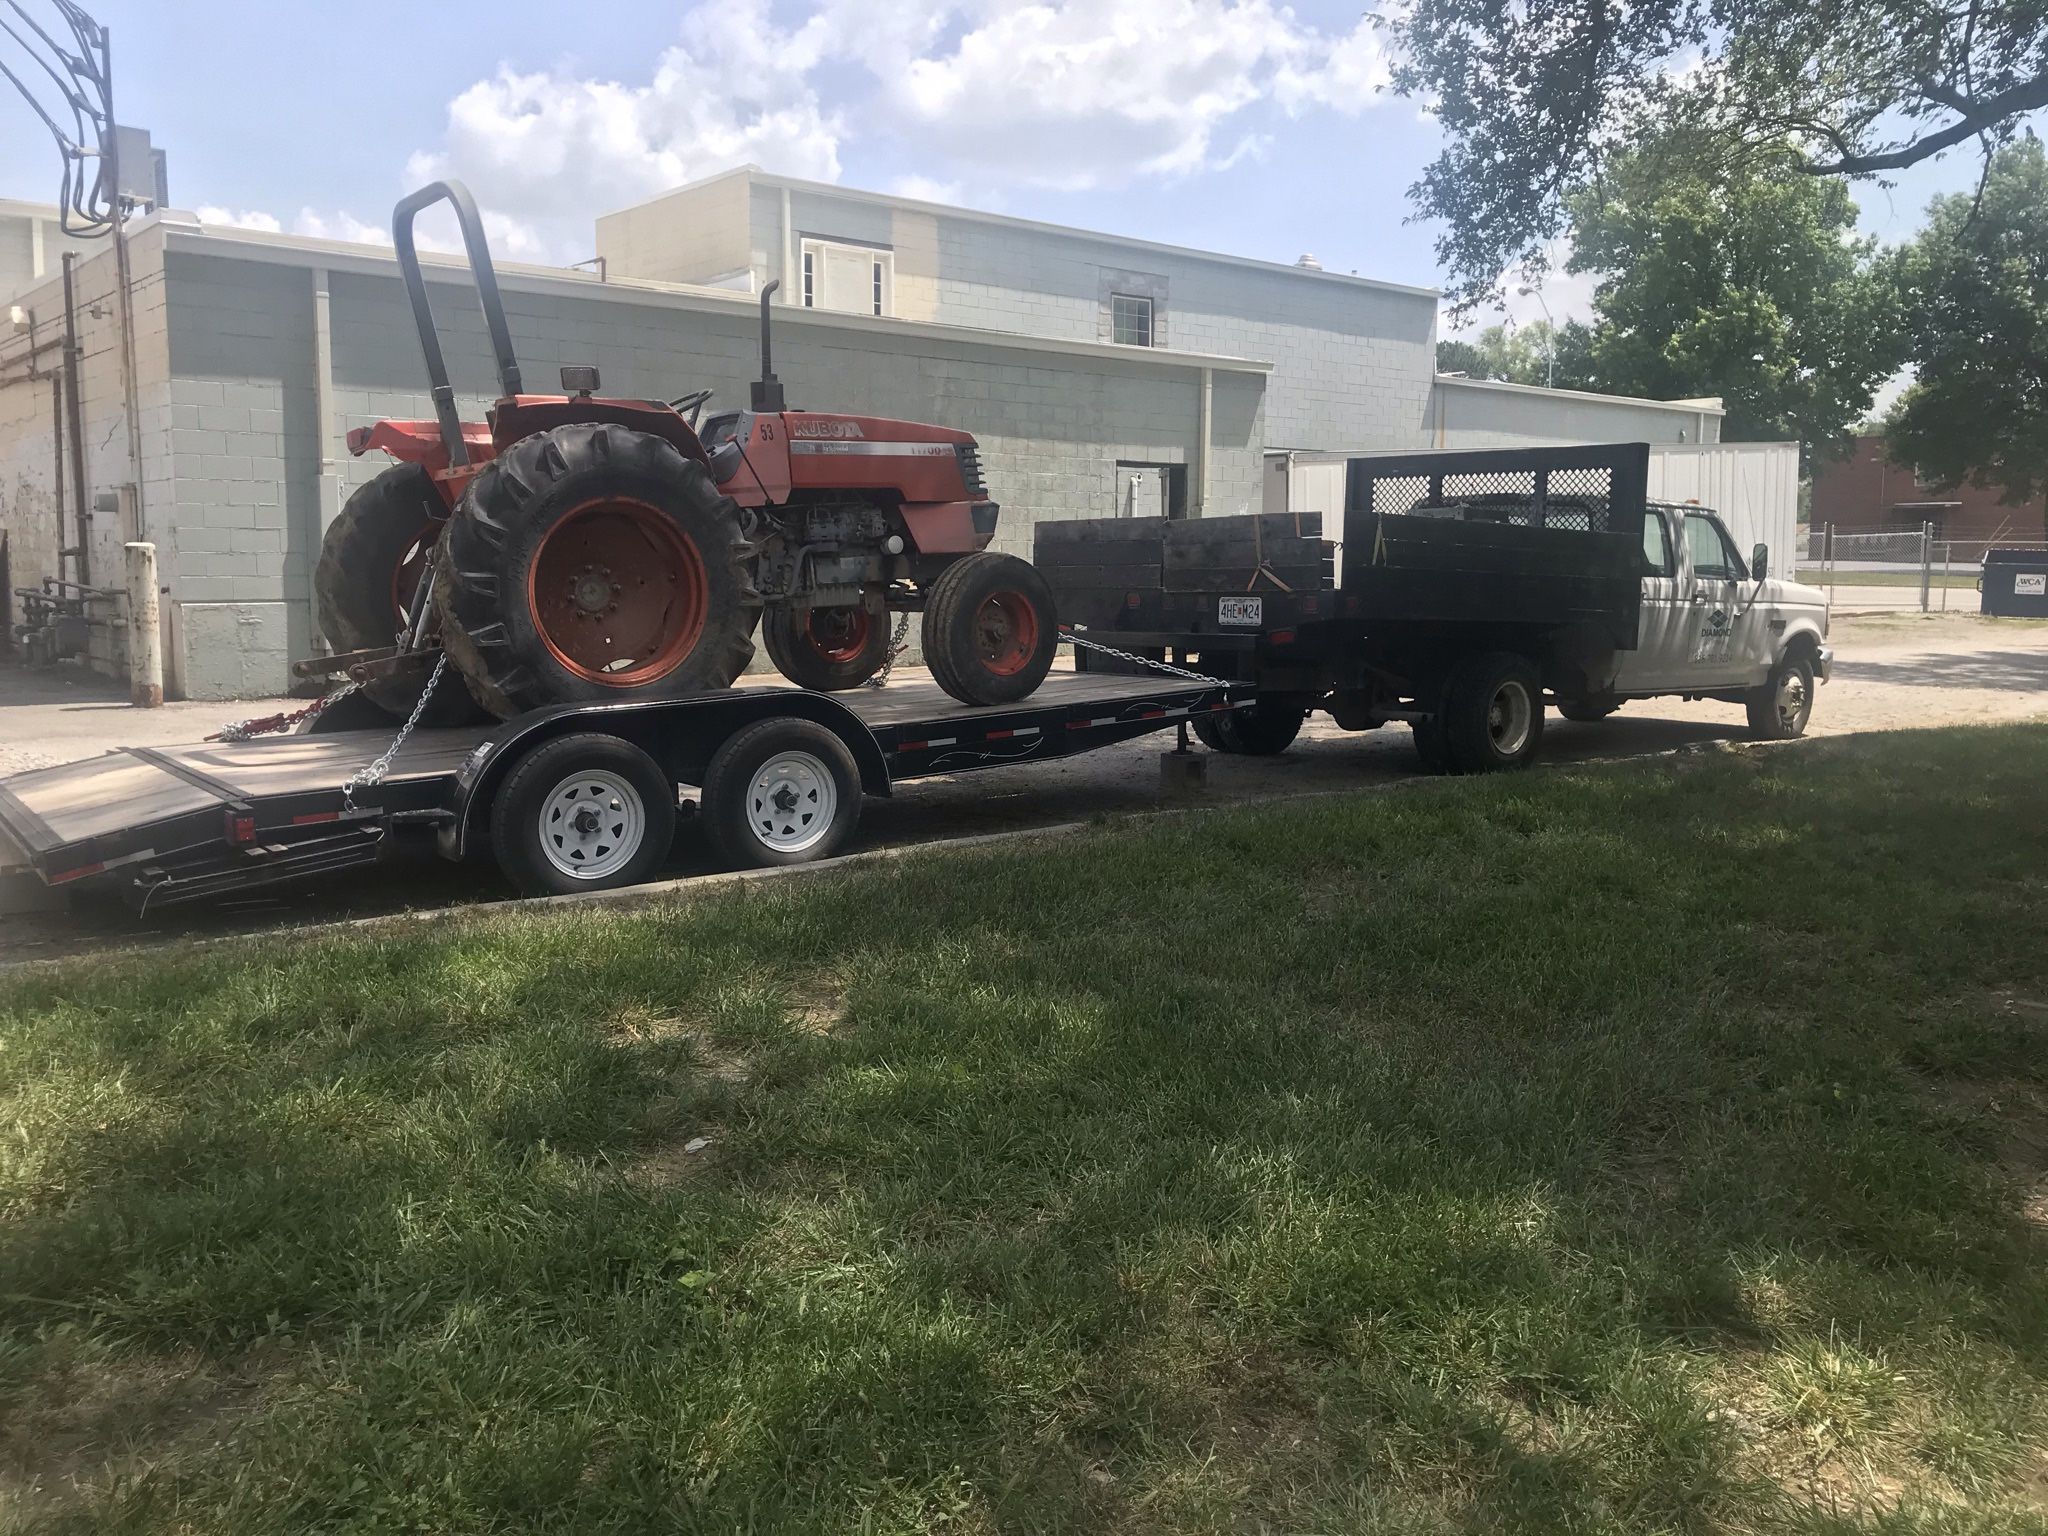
left=1555, top=500, right=1833, bottom=738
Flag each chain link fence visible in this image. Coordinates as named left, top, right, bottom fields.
left=1799, top=524, right=2048, bottom=611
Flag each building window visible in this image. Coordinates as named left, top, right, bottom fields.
left=799, top=238, right=893, bottom=317
left=1110, top=293, right=1154, bottom=347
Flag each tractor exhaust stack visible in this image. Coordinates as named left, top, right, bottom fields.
left=751, top=280, right=786, bottom=413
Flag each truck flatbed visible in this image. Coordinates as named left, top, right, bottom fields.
left=0, top=670, right=1248, bottom=906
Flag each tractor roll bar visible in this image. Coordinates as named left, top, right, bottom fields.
left=391, top=180, right=524, bottom=467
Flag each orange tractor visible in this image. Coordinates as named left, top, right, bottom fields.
left=301, top=181, right=1057, bottom=720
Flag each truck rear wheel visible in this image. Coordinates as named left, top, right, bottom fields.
left=434, top=423, right=760, bottom=718
left=1191, top=699, right=1307, bottom=755
left=762, top=597, right=890, bottom=691
left=1746, top=654, right=1814, bottom=740
left=701, top=717, right=863, bottom=869
left=1438, top=652, right=1544, bottom=774
left=490, top=732, right=677, bottom=896
left=921, top=552, right=1058, bottom=705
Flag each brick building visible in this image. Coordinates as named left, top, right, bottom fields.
left=0, top=171, right=1720, bottom=697
left=1812, top=434, right=2048, bottom=544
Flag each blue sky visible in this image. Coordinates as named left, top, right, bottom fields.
left=0, top=0, right=1994, bottom=333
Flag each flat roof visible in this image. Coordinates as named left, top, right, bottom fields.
left=1434, top=372, right=1725, bottom=417
left=146, top=215, right=1274, bottom=377
left=607, top=165, right=1441, bottom=303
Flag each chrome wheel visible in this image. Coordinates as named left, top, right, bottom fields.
left=538, top=768, right=645, bottom=881
left=1776, top=668, right=1811, bottom=734
left=1487, top=679, right=1535, bottom=757
left=746, top=750, right=837, bottom=854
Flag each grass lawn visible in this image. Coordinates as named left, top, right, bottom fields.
left=5, top=728, right=2048, bottom=1533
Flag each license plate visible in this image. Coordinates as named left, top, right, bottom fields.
left=1218, top=596, right=1263, bottom=627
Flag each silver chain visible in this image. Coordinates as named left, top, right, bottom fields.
left=341, top=653, right=448, bottom=812
left=1058, top=626, right=1233, bottom=687
left=862, top=611, right=914, bottom=689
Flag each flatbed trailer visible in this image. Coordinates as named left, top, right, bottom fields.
left=0, top=670, right=1250, bottom=909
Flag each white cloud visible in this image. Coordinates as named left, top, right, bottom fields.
left=888, top=173, right=966, bottom=205
left=291, top=208, right=392, bottom=246
left=195, top=205, right=282, bottom=233
left=1451, top=241, right=1600, bottom=334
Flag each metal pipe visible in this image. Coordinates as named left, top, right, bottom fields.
left=124, top=540, right=161, bottom=706
left=310, top=266, right=339, bottom=651
left=1197, top=366, right=1213, bottom=518
left=60, top=251, right=90, bottom=587
left=50, top=374, right=64, bottom=583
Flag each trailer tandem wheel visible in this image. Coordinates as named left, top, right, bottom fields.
left=490, top=732, right=678, bottom=896
left=701, top=717, right=864, bottom=870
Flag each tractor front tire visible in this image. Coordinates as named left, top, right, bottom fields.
left=921, top=552, right=1058, bottom=706
left=434, top=423, right=760, bottom=718
left=314, top=464, right=485, bottom=725
left=762, top=596, right=891, bottom=691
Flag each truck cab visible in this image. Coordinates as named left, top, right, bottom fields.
left=1598, top=500, right=1832, bottom=733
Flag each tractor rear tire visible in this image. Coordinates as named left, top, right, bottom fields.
left=314, top=464, right=486, bottom=725
left=762, top=595, right=890, bottom=691
left=433, top=423, right=760, bottom=718
left=920, top=552, right=1058, bottom=706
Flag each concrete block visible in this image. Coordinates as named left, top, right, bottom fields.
left=175, top=600, right=293, bottom=699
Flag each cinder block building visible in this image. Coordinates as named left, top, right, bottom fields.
left=0, top=170, right=1720, bottom=697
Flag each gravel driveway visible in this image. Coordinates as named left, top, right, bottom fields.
left=4, top=611, right=2044, bottom=961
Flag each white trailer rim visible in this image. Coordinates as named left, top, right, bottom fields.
left=539, top=768, right=646, bottom=880
left=747, top=750, right=837, bottom=854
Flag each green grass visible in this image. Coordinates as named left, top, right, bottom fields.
left=6, top=727, right=2048, bottom=1533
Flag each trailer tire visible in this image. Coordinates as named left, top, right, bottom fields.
left=1746, top=653, right=1815, bottom=740
left=701, top=717, right=863, bottom=869
left=435, top=423, right=760, bottom=718
left=1190, top=699, right=1307, bottom=755
left=761, top=594, right=890, bottom=691
left=491, top=732, right=676, bottom=896
left=1438, top=652, right=1544, bottom=774
left=921, top=552, right=1058, bottom=705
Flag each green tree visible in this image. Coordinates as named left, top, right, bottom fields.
left=1557, top=145, right=1903, bottom=456
left=1435, top=322, right=1585, bottom=385
left=1885, top=138, right=2048, bottom=518
left=1384, top=0, right=2048, bottom=314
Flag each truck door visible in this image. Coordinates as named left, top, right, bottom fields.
left=1679, top=511, right=1757, bottom=688
left=1615, top=505, right=1686, bottom=690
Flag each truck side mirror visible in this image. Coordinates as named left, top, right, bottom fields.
left=1751, top=543, right=1769, bottom=581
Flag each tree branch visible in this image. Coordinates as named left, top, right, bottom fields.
left=1800, top=68, right=2048, bottom=173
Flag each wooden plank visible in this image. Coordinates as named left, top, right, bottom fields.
left=1037, top=562, right=1162, bottom=588
left=1035, top=517, right=1171, bottom=545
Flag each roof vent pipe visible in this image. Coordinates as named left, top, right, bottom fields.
left=1295, top=253, right=1322, bottom=269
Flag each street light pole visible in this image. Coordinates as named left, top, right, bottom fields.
left=1516, top=284, right=1556, bottom=389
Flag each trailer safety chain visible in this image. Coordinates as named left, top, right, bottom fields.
left=210, top=682, right=359, bottom=743
left=341, top=653, right=448, bottom=813
left=1057, top=626, right=1234, bottom=689
left=863, top=612, right=914, bottom=689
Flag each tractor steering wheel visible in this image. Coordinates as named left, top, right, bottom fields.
left=668, top=387, right=715, bottom=423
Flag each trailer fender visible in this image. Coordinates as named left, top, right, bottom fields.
left=440, top=689, right=892, bottom=862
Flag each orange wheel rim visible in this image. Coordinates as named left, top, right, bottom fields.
left=974, top=590, right=1038, bottom=676
left=527, top=497, right=708, bottom=686
left=804, top=606, right=871, bottom=664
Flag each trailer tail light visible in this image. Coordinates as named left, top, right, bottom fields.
left=1268, top=629, right=1296, bottom=647
left=225, top=811, right=257, bottom=845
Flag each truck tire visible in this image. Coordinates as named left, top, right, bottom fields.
left=1438, top=652, right=1544, bottom=774
left=434, top=423, right=760, bottom=718
left=1746, top=653, right=1815, bottom=740
left=1191, top=699, right=1307, bottom=755
left=316, top=466, right=489, bottom=725
left=761, top=596, right=890, bottom=691
left=490, top=732, right=677, bottom=896
left=701, top=717, right=863, bottom=869
left=1557, top=697, right=1621, bottom=722
left=921, top=552, right=1058, bottom=705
